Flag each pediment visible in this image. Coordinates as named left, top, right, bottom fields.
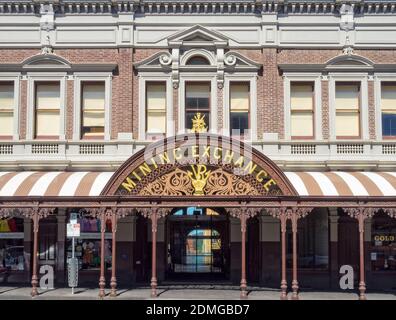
left=22, top=54, right=71, bottom=69
left=168, top=25, right=229, bottom=47
left=224, top=51, right=261, bottom=70
left=134, top=51, right=172, bottom=70
left=325, top=54, right=374, bottom=70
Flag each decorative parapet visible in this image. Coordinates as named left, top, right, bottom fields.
left=0, top=1, right=396, bottom=16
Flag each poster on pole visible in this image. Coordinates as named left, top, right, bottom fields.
left=67, top=223, right=80, bottom=238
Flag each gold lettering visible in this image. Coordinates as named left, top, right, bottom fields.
left=256, top=170, right=268, bottom=182
left=213, top=147, right=222, bottom=159
left=173, top=147, right=182, bottom=160
left=202, top=146, right=211, bottom=158
left=244, top=161, right=257, bottom=175
left=263, top=179, right=276, bottom=191
left=223, top=150, right=234, bottom=163
left=158, top=152, right=170, bottom=164
left=139, top=162, right=152, bottom=176
left=234, top=156, right=244, bottom=168
left=132, top=171, right=141, bottom=181
left=192, top=146, right=199, bottom=158
left=121, top=177, right=136, bottom=192
left=150, top=158, right=158, bottom=169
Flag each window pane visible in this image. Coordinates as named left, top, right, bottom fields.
left=381, top=84, right=396, bottom=112
left=186, top=112, right=210, bottom=131
left=82, top=82, right=105, bottom=137
left=382, top=113, right=396, bottom=136
left=147, top=112, right=166, bottom=133
left=83, top=83, right=105, bottom=110
left=147, top=83, right=166, bottom=111
left=0, top=111, right=13, bottom=135
left=146, top=83, right=166, bottom=134
left=336, top=111, right=359, bottom=136
left=230, top=83, right=249, bottom=111
left=291, top=112, right=313, bottom=137
left=0, top=82, right=14, bottom=109
left=36, top=111, right=60, bottom=136
left=291, top=84, right=313, bottom=111
left=36, top=83, right=60, bottom=110
left=230, top=112, right=248, bottom=135
left=335, top=84, right=359, bottom=110
left=186, top=83, right=210, bottom=111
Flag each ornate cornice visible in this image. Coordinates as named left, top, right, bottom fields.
left=1, top=1, right=395, bottom=16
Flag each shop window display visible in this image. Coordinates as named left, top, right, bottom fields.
left=66, top=214, right=112, bottom=271
left=0, top=218, right=24, bottom=273
left=286, top=209, right=329, bottom=270
left=371, top=212, right=396, bottom=271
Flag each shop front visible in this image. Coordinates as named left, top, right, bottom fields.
left=0, top=133, right=395, bottom=299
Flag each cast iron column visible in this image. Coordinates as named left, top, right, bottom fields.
left=344, top=207, right=378, bottom=300
left=240, top=211, right=248, bottom=299
left=291, top=212, right=299, bottom=300
left=150, top=209, right=158, bottom=298
left=98, top=209, right=106, bottom=298
left=110, top=211, right=118, bottom=297
left=280, top=211, right=288, bottom=300
left=31, top=211, right=39, bottom=297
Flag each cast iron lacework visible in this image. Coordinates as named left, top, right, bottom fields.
left=118, top=163, right=282, bottom=196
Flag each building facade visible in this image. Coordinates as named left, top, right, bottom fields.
left=0, top=0, right=396, bottom=300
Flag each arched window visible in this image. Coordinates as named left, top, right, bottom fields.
left=186, top=56, right=210, bottom=65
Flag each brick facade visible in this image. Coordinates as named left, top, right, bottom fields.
left=4, top=47, right=391, bottom=141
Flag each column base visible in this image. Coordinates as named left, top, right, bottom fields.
left=98, top=276, right=106, bottom=298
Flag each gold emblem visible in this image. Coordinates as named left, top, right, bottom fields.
left=191, top=112, right=207, bottom=133
left=187, top=164, right=211, bottom=196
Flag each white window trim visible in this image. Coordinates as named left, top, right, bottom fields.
left=328, top=73, right=368, bottom=141
left=178, top=74, right=217, bottom=135
left=374, top=73, right=396, bottom=141
left=283, top=73, right=322, bottom=141
left=26, top=73, right=67, bottom=140
left=0, top=73, right=20, bottom=141
left=138, top=74, right=173, bottom=140
left=73, top=73, right=112, bottom=141
left=223, top=74, right=258, bottom=140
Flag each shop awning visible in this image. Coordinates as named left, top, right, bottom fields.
left=284, top=172, right=396, bottom=197
left=0, top=171, right=114, bottom=197
left=0, top=171, right=395, bottom=198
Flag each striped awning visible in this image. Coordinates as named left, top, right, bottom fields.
left=0, top=171, right=395, bottom=198
left=0, top=171, right=114, bottom=197
left=284, top=172, right=396, bottom=197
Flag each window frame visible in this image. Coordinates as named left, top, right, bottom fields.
left=0, top=78, right=18, bottom=140
left=73, top=73, right=112, bottom=141
left=290, top=81, right=315, bottom=140
left=80, top=81, right=106, bottom=140
left=229, top=81, right=251, bottom=137
left=34, top=81, right=62, bottom=140
left=335, top=81, right=362, bottom=140
left=184, top=81, right=211, bottom=133
left=379, top=81, right=396, bottom=140
left=27, top=73, right=66, bottom=141
left=145, top=81, right=167, bottom=136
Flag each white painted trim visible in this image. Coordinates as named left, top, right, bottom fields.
left=328, top=74, right=369, bottom=141
left=374, top=74, right=396, bottom=141
left=0, top=73, right=20, bottom=141
left=26, top=74, right=67, bottom=140
left=283, top=74, right=322, bottom=140
left=73, top=73, right=112, bottom=141
left=137, top=74, right=173, bottom=140
left=223, top=74, right=258, bottom=140
left=178, top=74, right=217, bottom=135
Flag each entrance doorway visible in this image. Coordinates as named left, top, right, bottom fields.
left=166, top=207, right=229, bottom=281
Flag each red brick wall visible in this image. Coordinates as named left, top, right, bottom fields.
left=19, top=79, right=27, bottom=140
left=321, top=80, right=329, bottom=140
left=5, top=47, right=393, bottom=141
left=66, top=80, right=74, bottom=140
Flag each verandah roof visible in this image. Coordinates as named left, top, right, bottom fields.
left=0, top=171, right=395, bottom=197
